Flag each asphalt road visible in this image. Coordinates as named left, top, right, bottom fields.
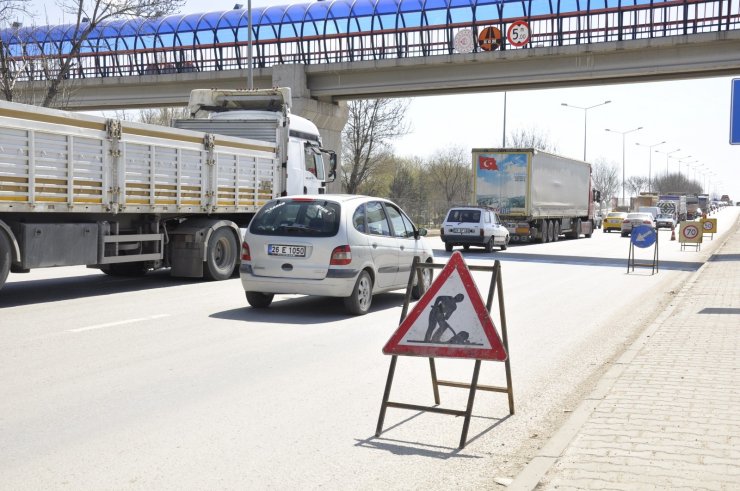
left=1, top=207, right=737, bottom=489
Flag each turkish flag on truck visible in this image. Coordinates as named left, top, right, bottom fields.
left=479, top=156, right=498, bottom=170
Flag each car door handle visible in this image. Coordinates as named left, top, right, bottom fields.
left=400, top=245, right=405, bottom=250
left=372, top=243, right=378, bottom=248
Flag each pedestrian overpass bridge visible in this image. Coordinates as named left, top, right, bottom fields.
left=3, top=0, right=740, bottom=152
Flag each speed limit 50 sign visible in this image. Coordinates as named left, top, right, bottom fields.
left=507, top=20, right=531, bottom=47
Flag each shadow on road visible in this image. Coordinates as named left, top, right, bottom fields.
left=0, top=270, right=204, bottom=308
left=354, top=413, right=511, bottom=458
left=210, top=291, right=408, bottom=324
left=433, top=249, right=703, bottom=272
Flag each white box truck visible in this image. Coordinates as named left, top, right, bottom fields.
left=472, top=148, right=600, bottom=243
left=0, top=88, right=336, bottom=290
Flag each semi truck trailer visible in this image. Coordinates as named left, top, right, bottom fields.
left=0, top=88, right=336, bottom=290
left=472, top=148, right=600, bottom=243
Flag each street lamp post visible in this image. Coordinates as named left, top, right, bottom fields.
left=606, top=126, right=643, bottom=207
left=677, top=156, right=694, bottom=180
left=654, top=148, right=681, bottom=176
left=635, top=140, right=665, bottom=193
left=561, top=100, right=611, bottom=161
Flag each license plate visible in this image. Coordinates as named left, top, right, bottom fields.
left=268, top=244, right=306, bottom=257
left=451, top=228, right=473, bottom=233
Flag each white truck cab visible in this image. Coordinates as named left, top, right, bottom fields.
left=175, top=88, right=336, bottom=196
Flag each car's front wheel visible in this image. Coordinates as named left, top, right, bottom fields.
left=344, top=270, right=373, bottom=315
left=246, top=292, right=274, bottom=308
left=501, top=235, right=509, bottom=251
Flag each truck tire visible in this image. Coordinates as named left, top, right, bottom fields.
left=553, top=221, right=560, bottom=242
left=0, top=231, right=11, bottom=290
left=204, top=227, right=239, bottom=281
left=570, top=219, right=581, bottom=240
left=246, top=292, right=274, bottom=308
left=344, top=270, right=372, bottom=315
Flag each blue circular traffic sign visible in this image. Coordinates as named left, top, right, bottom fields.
left=631, top=225, right=657, bottom=248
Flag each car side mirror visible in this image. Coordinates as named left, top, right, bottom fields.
left=416, top=228, right=428, bottom=239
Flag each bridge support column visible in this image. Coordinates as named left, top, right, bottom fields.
left=272, top=65, right=348, bottom=193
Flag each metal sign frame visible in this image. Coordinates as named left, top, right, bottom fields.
left=375, top=257, right=514, bottom=449
left=627, top=226, right=659, bottom=274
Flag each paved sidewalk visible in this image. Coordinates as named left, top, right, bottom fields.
left=511, top=216, right=740, bottom=490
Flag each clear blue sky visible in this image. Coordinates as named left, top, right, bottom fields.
left=26, top=0, right=740, bottom=202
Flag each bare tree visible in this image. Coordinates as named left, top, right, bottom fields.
left=625, top=175, right=649, bottom=198
left=507, top=126, right=558, bottom=153
left=1, top=0, right=184, bottom=107
left=341, top=98, right=410, bottom=194
left=0, top=0, right=30, bottom=101
left=653, top=173, right=703, bottom=195
left=592, top=159, right=620, bottom=205
left=425, top=145, right=472, bottom=217
left=138, top=106, right=189, bottom=126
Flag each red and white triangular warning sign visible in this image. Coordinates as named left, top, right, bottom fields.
left=383, top=252, right=507, bottom=361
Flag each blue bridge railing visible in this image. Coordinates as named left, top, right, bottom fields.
left=1, top=0, right=737, bottom=80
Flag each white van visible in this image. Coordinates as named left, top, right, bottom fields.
left=440, top=206, right=510, bottom=252
left=638, top=206, right=660, bottom=219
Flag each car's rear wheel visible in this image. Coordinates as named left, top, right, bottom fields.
left=344, top=270, right=372, bottom=315
left=445, top=243, right=453, bottom=252
left=411, top=262, right=433, bottom=300
left=463, top=244, right=470, bottom=250
left=246, top=292, right=274, bottom=308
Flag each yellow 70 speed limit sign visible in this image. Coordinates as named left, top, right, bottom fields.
left=680, top=222, right=702, bottom=243
left=507, top=20, right=531, bottom=47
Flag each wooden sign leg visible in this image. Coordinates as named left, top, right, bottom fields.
left=376, top=355, right=398, bottom=436
left=428, top=358, right=441, bottom=405
left=459, top=360, right=482, bottom=449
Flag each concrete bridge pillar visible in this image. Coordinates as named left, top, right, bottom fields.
left=272, top=65, right=348, bottom=193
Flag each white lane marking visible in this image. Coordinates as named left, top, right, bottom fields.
left=68, top=314, right=171, bottom=333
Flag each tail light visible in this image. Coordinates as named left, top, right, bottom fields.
left=330, top=245, right=352, bottom=265
left=480, top=229, right=484, bottom=237
left=241, top=242, right=251, bottom=261
left=440, top=228, right=444, bottom=236
left=642, top=220, right=652, bottom=224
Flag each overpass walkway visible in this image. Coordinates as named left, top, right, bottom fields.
left=511, top=207, right=740, bottom=490
left=2, top=0, right=739, bottom=82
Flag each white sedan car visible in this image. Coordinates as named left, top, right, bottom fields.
left=240, top=195, right=434, bottom=315
left=620, top=212, right=657, bottom=237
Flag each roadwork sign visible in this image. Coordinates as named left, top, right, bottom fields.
left=630, top=225, right=657, bottom=248
left=383, top=251, right=507, bottom=361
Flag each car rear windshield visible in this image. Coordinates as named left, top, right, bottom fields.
left=447, top=209, right=481, bottom=223
left=249, top=199, right=341, bottom=237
